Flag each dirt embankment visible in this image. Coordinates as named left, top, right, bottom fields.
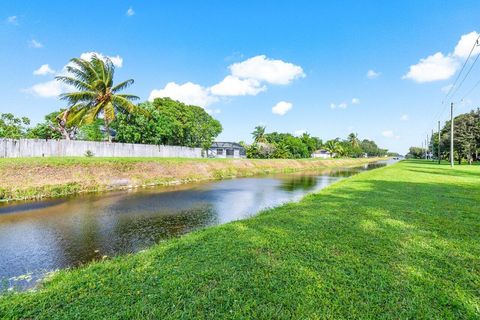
left=0, top=157, right=384, bottom=201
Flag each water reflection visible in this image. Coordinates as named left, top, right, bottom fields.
left=0, top=160, right=392, bottom=290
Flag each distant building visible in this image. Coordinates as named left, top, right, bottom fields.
left=208, top=142, right=246, bottom=158
left=311, top=149, right=334, bottom=159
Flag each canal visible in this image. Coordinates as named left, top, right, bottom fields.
left=0, top=160, right=393, bottom=290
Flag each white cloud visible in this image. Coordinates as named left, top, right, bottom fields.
left=229, top=55, right=305, bottom=85
left=79, top=52, right=123, bottom=68
left=149, top=82, right=217, bottom=108
left=366, top=69, right=380, bottom=79
left=453, top=31, right=480, bottom=58
left=272, top=101, right=293, bottom=115
left=329, top=103, right=337, bottom=109
left=382, top=130, right=394, bottom=138
left=402, top=52, right=458, bottom=83
left=27, top=80, right=71, bottom=98
left=6, top=16, right=18, bottom=25
left=351, top=98, right=360, bottom=104
left=29, top=39, right=43, bottom=48
left=33, top=64, right=55, bottom=76
left=403, top=31, right=480, bottom=83
left=126, top=7, right=135, bottom=16
left=210, top=75, right=266, bottom=96
left=400, top=114, right=409, bottom=121
left=338, top=102, right=347, bottom=109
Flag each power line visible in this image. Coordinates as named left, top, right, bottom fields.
left=448, top=50, right=480, bottom=99
left=460, top=77, right=480, bottom=101
left=443, top=34, right=480, bottom=102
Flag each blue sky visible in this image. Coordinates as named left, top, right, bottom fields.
left=2, top=1, right=480, bottom=154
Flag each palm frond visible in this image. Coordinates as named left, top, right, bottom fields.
left=116, top=93, right=140, bottom=101
left=111, top=79, right=134, bottom=93
left=59, top=91, right=97, bottom=105
left=55, top=76, right=93, bottom=91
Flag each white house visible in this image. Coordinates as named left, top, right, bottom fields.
left=311, top=149, right=334, bottom=159
left=208, top=142, right=246, bottom=158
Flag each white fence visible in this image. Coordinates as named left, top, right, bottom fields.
left=0, top=139, right=203, bottom=158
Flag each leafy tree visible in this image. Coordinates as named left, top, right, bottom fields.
left=26, top=111, right=64, bottom=140
left=251, top=126, right=267, bottom=143
left=55, top=54, right=140, bottom=142
left=76, top=119, right=106, bottom=141
left=348, top=132, right=360, bottom=148
left=324, top=140, right=342, bottom=156
left=407, top=147, right=425, bottom=159
left=430, top=109, right=480, bottom=163
left=360, top=139, right=387, bottom=157
left=0, top=113, right=30, bottom=138
left=113, top=98, right=222, bottom=149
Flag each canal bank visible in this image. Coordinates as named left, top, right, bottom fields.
left=0, top=157, right=384, bottom=202
left=1, top=160, right=478, bottom=319
left=0, top=161, right=391, bottom=291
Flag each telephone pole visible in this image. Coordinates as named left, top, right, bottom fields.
left=450, top=102, right=454, bottom=167
left=426, top=135, right=429, bottom=159
left=437, top=121, right=441, bottom=164
left=431, top=129, right=434, bottom=161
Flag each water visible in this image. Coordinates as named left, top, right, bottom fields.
left=0, top=160, right=392, bottom=290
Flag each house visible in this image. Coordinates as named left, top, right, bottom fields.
left=311, top=149, right=334, bottom=159
left=208, top=142, right=246, bottom=158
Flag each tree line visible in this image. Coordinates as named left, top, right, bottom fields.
left=244, top=126, right=388, bottom=159
left=407, top=108, right=480, bottom=164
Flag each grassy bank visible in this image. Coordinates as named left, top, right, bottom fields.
left=0, top=157, right=382, bottom=202
left=1, top=160, right=479, bottom=319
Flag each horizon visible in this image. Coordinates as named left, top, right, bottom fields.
left=2, top=1, right=480, bottom=154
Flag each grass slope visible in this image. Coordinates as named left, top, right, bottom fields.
left=1, top=160, right=479, bottom=319
left=0, top=157, right=382, bottom=202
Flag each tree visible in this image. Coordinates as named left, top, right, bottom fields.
left=348, top=132, right=360, bottom=148
left=55, top=54, right=140, bottom=142
left=407, top=147, right=425, bottom=159
left=0, top=113, right=30, bottom=138
left=324, top=140, right=342, bottom=156
left=27, top=111, right=65, bottom=140
left=113, top=98, right=222, bottom=149
left=251, top=126, right=267, bottom=143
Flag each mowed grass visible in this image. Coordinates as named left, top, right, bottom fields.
left=1, top=160, right=479, bottom=319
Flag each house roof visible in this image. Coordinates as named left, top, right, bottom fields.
left=211, top=142, right=245, bottom=149
left=312, top=149, right=331, bottom=154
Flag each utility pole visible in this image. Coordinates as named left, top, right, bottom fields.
left=450, top=102, right=454, bottom=167
left=431, top=129, right=434, bottom=161
left=426, top=135, right=429, bottom=160
left=438, top=121, right=441, bottom=164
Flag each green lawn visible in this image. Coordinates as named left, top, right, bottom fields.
left=1, top=160, right=479, bottom=319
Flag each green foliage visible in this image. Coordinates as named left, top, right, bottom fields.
left=359, top=139, right=387, bottom=157
left=407, top=147, right=425, bottom=159
left=77, top=119, right=105, bottom=141
left=251, top=126, right=266, bottom=143
left=26, top=111, right=63, bottom=140
left=113, top=98, right=222, bottom=148
left=0, top=113, right=30, bottom=138
left=84, top=150, right=94, bottom=157
left=55, top=54, right=140, bottom=141
left=246, top=127, right=387, bottom=159
left=420, top=108, right=480, bottom=164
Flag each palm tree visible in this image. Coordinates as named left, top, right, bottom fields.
left=55, top=55, right=140, bottom=142
left=252, top=126, right=267, bottom=143
left=348, top=132, right=360, bottom=148
left=324, top=140, right=343, bottom=157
